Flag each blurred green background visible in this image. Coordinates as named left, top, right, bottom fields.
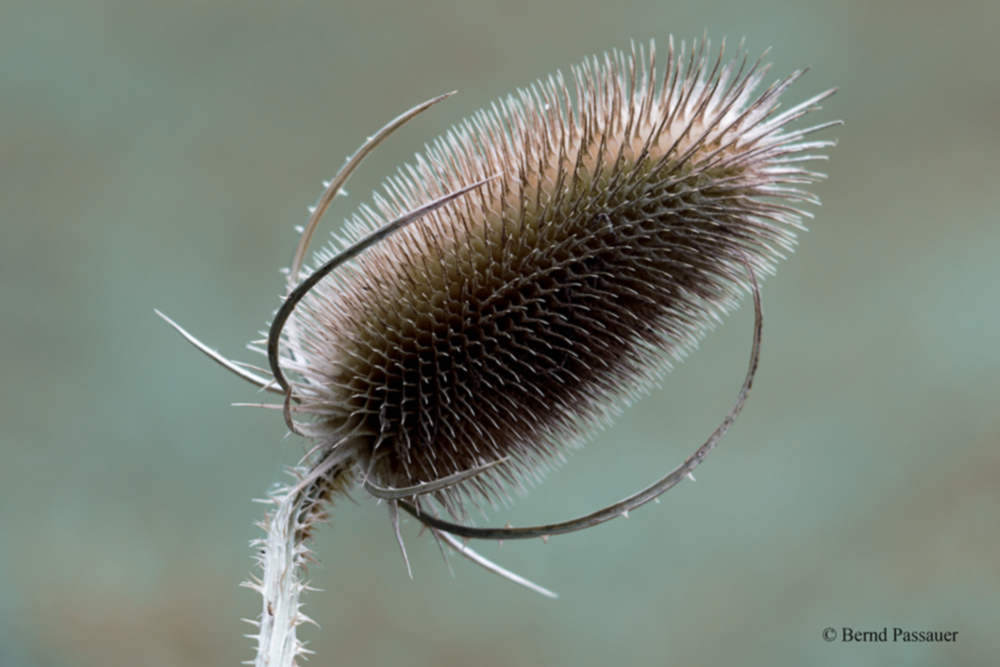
left=2, top=1, right=998, bottom=666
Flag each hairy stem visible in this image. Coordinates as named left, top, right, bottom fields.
left=245, top=469, right=334, bottom=667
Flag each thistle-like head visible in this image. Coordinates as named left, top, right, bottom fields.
left=270, top=38, right=837, bottom=519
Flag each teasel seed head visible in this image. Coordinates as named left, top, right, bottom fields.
left=155, top=39, right=838, bottom=661
left=265, top=38, right=837, bottom=521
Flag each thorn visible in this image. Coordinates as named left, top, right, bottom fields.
left=240, top=618, right=261, bottom=628
left=323, top=180, right=332, bottom=188
left=686, top=472, right=697, bottom=482
left=497, top=539, right=503, bottom=549
left=622, top=509, right=629, bottom=518
left=505, top=520, right=513, bottom=529
left=308, top=206, right=317, bottom=214
left=294, top=612, right=320, bottom=628
left=541, top=534, right=549, bottom=544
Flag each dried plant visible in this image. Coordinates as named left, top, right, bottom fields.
left=159, top=37, right=836, bottom=666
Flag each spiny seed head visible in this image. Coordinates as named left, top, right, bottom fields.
left=277, top=38, right=835, bottom=516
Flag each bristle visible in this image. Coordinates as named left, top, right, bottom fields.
left=276, top=39, right=835, bottom=518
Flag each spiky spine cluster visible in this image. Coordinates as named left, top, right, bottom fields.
left=279, top=39, right=834, bottom=516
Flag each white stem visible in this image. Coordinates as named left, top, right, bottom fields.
left=245, top=477, right=321, bottom=667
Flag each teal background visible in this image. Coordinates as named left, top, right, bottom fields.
left=2, top=1, right=998, bottom=666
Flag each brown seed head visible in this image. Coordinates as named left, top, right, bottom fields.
left=277, top=39, right=836, bottom=516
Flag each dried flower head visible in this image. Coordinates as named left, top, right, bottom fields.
left=160, top=36, right=836, bottom=665
left=273, top=38, right=835, bottom=511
